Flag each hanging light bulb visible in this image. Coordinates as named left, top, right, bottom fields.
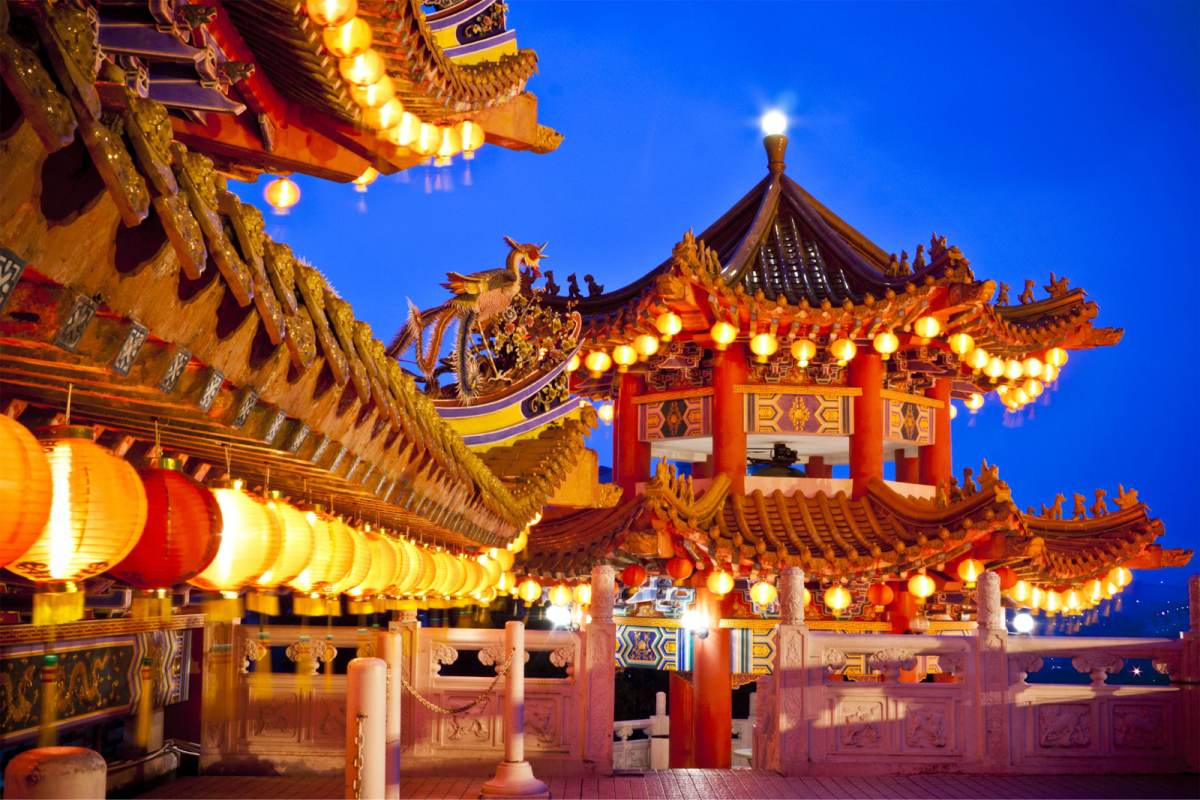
left=830, top=338, right=857, bottom=366
left=339, top=50, right=385, bottom=86
left=791, top=338, right=817, bottom=366
left=323, top=17, right=372, bottom=58
left=612, top=344, right=638, bottom=373
left=749, top=332, right=779, bottom=363
left=913, top=317, right=941, bottom=338
left=598, top=403, right=614, bottom=423
left=655, top=311, right=682, bottom=341
left=264, top=177, right=300, bottom=214
left=456, top=120, right=486, bottom=159
left=584, top=350, right=612, bottom=378
left=306, top=0, right=357, bottom=27
left=1045, top=347, right=1068, bottom=367
left=353, top=167, right=378, bottom=192
left=966, top=347, right=990, bottom=371
left=633, top=333, right=659, bottom=360
left=873, top=330, right=900, bottom=360
left=349, top=74, right=394, bottom=108
left=709, top=321, right=738, bottom=351
left=966, top=393, right=984, bottom=412
left=948, top=333, right=974, bottom=356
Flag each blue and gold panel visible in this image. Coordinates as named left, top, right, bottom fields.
left=883, top=398, right=932, bottom=445
left=745, top=392, right=852, bottom=436
left=639, top=396, right=711, bottom=442
left=730, top=628, right=776, bottom=674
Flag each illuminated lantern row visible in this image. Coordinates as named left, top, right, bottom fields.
left=0, top=414, right=52, bottom=569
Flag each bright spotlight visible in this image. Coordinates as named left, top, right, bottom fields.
left=680, top=609, right=708, bottom=639
left=761, top=110, right=788, bottom=136
left=1012, top=612, right=1035, bottom=634
left=546, top=605, right=572, bottom=627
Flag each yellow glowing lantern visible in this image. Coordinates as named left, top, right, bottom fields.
left=706, top=569, right=735, bottom=596
left=1008, top=580, right=1032, bottom=604
left=1083, top=578, right=1103, bottom=603
left=497, top=570, right=517, bottom=594
left=1045, top=347, right=1068, bottom=367
left=749, top=333, right=778, bottom=364
left=264, top=177, right=300, bottom=214
left=633, top=333, right=659, bottom=360
left=749, top=580, right=777, bottom=607
left=383, top=111, right=421, bottom=147
left=489, top=546, right=515, bottom=572
left=1022, top=356, right=1043, bottom=378
left=306, top=0, right=356, bottom=27
left=323, top=17, right=372, bottom=58
left=566, top=353, right=581, bottom=373
left=1044, top=589, right=1063, bottom=614
left=330, top=524, right=371, bottom=596
left=433, top=551, right=462, bottom=597
left=1041, top=363, right=1059, bottom=383
left=0, top=415, right=52, bottom=569
left=353, top=167, right=378, bottom=193
left=10, top=427, right=148, bottom=624
left=475, top=586, right=498, bottom=605
left=412, top=546, right=439, bottom=596
left=1023, top=378, right=1043, bottom=398
left=956, top=558, right=984, bottom=587
left=1107, top=566, right=1132, bottom=588
left=434, top=126, right=463, bottom=166
left=1003, top=359, right=1024, bottom=381
left=1028, top=585, right=1045, bottom=609
left=573, top=583, right=592, bottom=605
left=478, top=552, right=501, bottom=585
left=339, top=50, right=385, bottom=86
left=907, top=570, right=936, bottom=604
left=259, top=492, right=315, bottom=589
left=948, top=333, right=974, bottom=356
left=949, top=403, right=958, bottom=420
left=803, top=587, right=813, bottom=606
left=829, top=337, right=857, bottom=366
left=517, top=577, right=543, bottom=603
left=790, top=338, right=817, bottom=367
left=612, top=344, right=638, bottom=373
left=1010, top=387, right=1029, bottom=406
left=598, top=403, right=614, bottom=423
left=510, top=528, right=528, bottom=554
left=190, top=479, right=282, bottom=618
left=456, top=120, right=486, bottom=159
left=823, top=585, right=852, bottom=613
left=913, top=317, right=941, bottom=338
left=392, top=538, right=425, bottom=595
left=363, top=98, right=403, bottom=131
left=549, top=584, right=573, bottom=607
left=966, top=393, right=984, bottom=412
left=872, top=330, right=900, bottom=360
left=709, top=320, right=738, bottom=351
left=966, top=346, right=990, bottom=371
left=584, top=350, right=612, bottom=378
left=655, top=311, right=682, bottom=341
left=347, top=529, right=398, bottom=609
left=983, top=356, right=1005, bottom=379
left=410, top=123, right=443, bottom=157
left=1063, top=588, right=1084, bottom=614
left=349, top=74, right=394, bottom=108
left=290, top=506, right=354, bottom=613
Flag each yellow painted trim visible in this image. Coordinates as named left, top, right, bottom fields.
left=469, top=405, right=586, bottom=453
left=718, top=618, right=778, bottom=630
left=806, top=621, right=891, bottom=632
left=880, top=389, right=945, bottom=409
left=448, top=39, right=519, bottom=66
left=445, top=402, right=529, bottom=436
left=632, top=387, right=715, bottom=406
left=616, top=617, right=682, bottom=629
left=734, top=384, right=861, bottom=397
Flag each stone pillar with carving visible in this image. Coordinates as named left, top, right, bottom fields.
left=396, top=609, right=419, bottom=756
left=1183, top=574, right=1200, bottom=772
left=584, top=564, right=616, bottom=775
left=774, top=567, right=808, bottom=776
left=975, top=571, right=1009, bottom=770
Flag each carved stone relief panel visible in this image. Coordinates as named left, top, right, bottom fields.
left=314, top=694, right=348, bottom=743
left=1038, top=704, right=1092, bottom=749
left=249, top=691, right=299, bottom=740
left=1112, top=705, right=1165, bottom=750
left=444, top=695, right=491, bottom=744
left=904, top=702, right=950, bottom=750
left=837, top=701, right=885, bottom=750
left=524, top=696, right=560, bottom=748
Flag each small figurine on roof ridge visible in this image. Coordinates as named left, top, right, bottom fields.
left=1090, top=489, right=1108, bottom=517
left=542, top=270, right=560, bottom=296
left=1044, top=272, right=1071, bottom=299
left=584, top=274, right=604, bottom=297
left=961, top=467, right=977, bottom=497
left=566, top=273, right=582, bottom=299
left=996, top=282, right=1011, bottom=306
left=1041, top=493, right=1065, bottom=521
left=1114, top=485, right=1140, bottom=510
left=1018, top=279, right=1036, bottom=305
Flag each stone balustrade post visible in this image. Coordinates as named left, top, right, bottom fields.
left=649, top=690, right=669, bottom=769
left=975, top=571, right=1010, bottom=771
left=395, top=609, right=418, bottom=756
left=584, top=564, right=617, bottom=776
left=775, top=567, right=808, bottom=776
left=379, top=626, right=403, bottom=800
left=4, top=748, right=106, bottom=799
left=1183, top=575, right=1200, bottom=772
left=345, top=658, right=386, bottom=800
left=481, top=621, right=548, bottom=798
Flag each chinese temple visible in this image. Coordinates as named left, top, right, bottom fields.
left=0, top=0, right=1196, bottom=797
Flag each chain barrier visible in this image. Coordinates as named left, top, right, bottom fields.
left=351, top=712, right=365, bottom=799
left=399, top=647, right=516, bottom=715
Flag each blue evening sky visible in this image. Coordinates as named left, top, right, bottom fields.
left=233, top=2, right=1199, bottom=584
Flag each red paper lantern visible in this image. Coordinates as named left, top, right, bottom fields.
left=665, top=557, right=693, bottom=582
left=109, top=458, right=223, bottom=591
left=994, top=566, right=1019, bottom=591
left=620, top=564, right=647, bottom=589
left=866, top=583, right=895, bottom=609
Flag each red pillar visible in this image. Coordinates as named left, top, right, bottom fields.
left=712, top=346, right=748, bottom=494
left=692, top=586, right=733, bottom=768
left=614, top=373, right=651, bottom=497
left=919, top=377, right=953, bottom=487
left=886, top=585, right=918, bottom=634
left=895, top=449, right=919, bottom=484
left=849, top=353, right=883, bottom=498
left=806, top=456, right=826, bottom=479
left=668, top=671, right=694, bottom=768
left=692, top=457, right=713, bottom=479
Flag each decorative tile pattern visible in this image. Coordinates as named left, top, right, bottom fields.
left=232, top=390, right=258, bottom=429
left=263, top=410, right=287, bottom=445
left=287, top=423, right=310, bottom=455
left=54, top=294, right=99, bottom=353
left=0, top=248, right=28, bottom=314
left=197, top=368, right=224, bottom=412
left=158, top=348, right=191, bottom=394
left=111, top=322, right=148, bottom=376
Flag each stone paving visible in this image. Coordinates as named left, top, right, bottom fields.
left=138, top=770, right=1199, bottom=799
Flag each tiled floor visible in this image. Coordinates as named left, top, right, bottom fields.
left=137, top=770, right=1199, bottom=799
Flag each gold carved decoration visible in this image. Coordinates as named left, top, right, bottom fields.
left=124, top=94, right=177, bottom=196
left=262, top=241, right=299, bottom=316
left=325, top=292, right=371, bottom=404
left=284, top=306, right=318, bottom=373
left=33, top=4, right=101, bottom=121
left=294, top=264, right=349, bottom=385
left=172, top=145, right=253, bottom=305
left=0, top=32, right=77, bottom=151
left=219, top=192, right=285, bottom=344
left=152, top=193, right=207, bottom=280
left=77, top=118, right=150, bottom=227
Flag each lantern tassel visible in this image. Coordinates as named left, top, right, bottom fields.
left=37, top=653, right=59, bottom=747
left=33, top=588, right=84, bottom=626
left=246, top=590, right=281, bottom=617
left=134, top=657, right=154, bottom=750
left=132, top=589, right=172, bottom=619
left=203, top=593, right=243, bottom=622
left=324, top=617, right=334, bottom=693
